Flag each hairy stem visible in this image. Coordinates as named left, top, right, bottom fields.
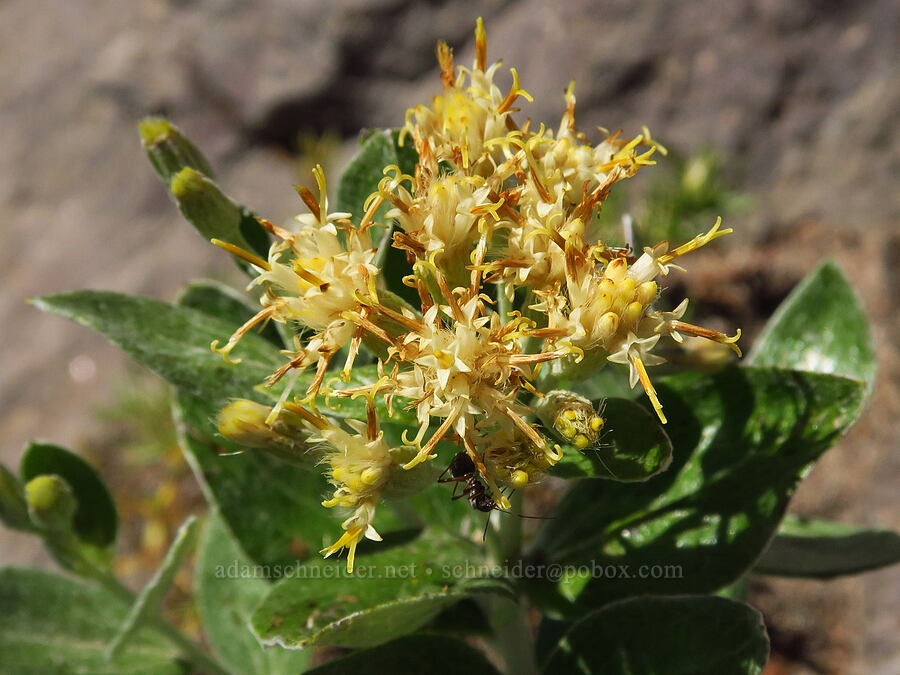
left=84, top=555, right=232, bottom=675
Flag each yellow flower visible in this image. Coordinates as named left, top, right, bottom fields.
left=210, top=18, right=742, bottom=565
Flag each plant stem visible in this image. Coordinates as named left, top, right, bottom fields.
left=481, top=594, right=539, bottom=675
left=149, top=616, right=233, bottom=675
left=492, top=490, right=523, bottom=565
left=87, top=561, right=232, bottom=675
left=484, top=491, right=538, bottom=674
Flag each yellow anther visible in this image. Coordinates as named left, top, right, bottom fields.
left=633, top=354, right=667, bottom=424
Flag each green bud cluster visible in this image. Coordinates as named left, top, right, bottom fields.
left=25, top=474, right=77, bottom=533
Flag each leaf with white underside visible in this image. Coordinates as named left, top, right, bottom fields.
left=754, top=515, right=900, bottom=578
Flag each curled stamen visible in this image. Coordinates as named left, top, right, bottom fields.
left=210, top=305, right=276, bottom=365
left=659, top=217, right=731, bottom=264
left=358, top=195, right=384, bottom=233
left=497, top=68, right=533, bottom=114
left=404, top=405, right=461, bottom=469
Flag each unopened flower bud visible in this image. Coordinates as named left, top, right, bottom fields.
left=138, top=116, right=215, bottom=186
left=537, top=390, right=605, bottom=450
left=635, top=281, right=658, bottom=306
left=25, top=475, right=77, bottom=533
left=170, top=168, right=243, bottom=243
left=217, top=399, right=314, bottom=466
left=604, top=257, right=628, bottom=282
left=597, top=312, right=619, bottom=342
left=508, top=469, right=530, bottom=489
left=622, top=301, right=645, bottom=329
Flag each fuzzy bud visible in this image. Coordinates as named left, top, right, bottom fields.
left=217, top=399, right=315, bottom=466
left=25, top=475, right=77, bottom=533
left=139, top=116, right=215, bottom=186
left=170, top=168, right=243, bottom=241
left=537, top=390, right=605, bottom=450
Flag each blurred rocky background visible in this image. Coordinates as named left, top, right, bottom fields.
left=0, top=0, right=897, bottom=672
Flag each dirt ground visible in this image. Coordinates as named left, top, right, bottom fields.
left=1, top=1, right=896, bottom=672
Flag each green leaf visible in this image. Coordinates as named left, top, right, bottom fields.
left=337, top=129, right=422, bottom=307
left=195, top=512, right=310, bottom=675
left=107, top=517, right=198, bottom=661
left=251, top=535, right=503, bottom=649
left=543, top=596, right=769, bottom=675
left=528, top=366, right=865, bottom=608
left=536, top=616, right=571, bottom=670
left=31, top=289, right=419, bottom=566
left=20, top=442, right=117, bottom=548
left=337, top=130, right=406, bottom=231
left=749, top=260, right=876, bottom=396
left=33, top=290, right=419, bottom=428
left=32, top=291, right=282, bottom=404
left=553, top=368, right=637, bottom=402
left=754, top=515, right=900, bottom=578
left=0, top=567, right=183, bottom=674
left=176, top=279, right=283, bottom=349
left=173, top=391, right=334, bottom=567
left=306, top=634, right=501, bottom=674
left=0, top=464, right=33, bottom=532
left=548, top=398, right=673, bottom=481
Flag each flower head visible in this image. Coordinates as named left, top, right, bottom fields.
left=210, top=20, right=741, bottom=569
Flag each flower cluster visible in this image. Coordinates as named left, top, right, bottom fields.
left=214, top=19, right=740, bottom=570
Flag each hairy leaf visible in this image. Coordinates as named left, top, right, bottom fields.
left=528, top=366, right=865, bottom=609
left=548, top=398, right=672, bottom=481
left=754, top=515, right=900, bottom=578
left=0, top=567, right=182, bottom=674
left=749, top=260, right=876, bottom=397
left=543, top=595, right=768, bottom=674
left=195, top=512, right=310, bottom=674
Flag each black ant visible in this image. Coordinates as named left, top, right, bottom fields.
left=438, top=452, right=497, bottom=513
left=438, top=452, right=553, bottom=526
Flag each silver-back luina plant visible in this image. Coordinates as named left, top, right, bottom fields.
left=1, top=18, right=894, bottom=675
